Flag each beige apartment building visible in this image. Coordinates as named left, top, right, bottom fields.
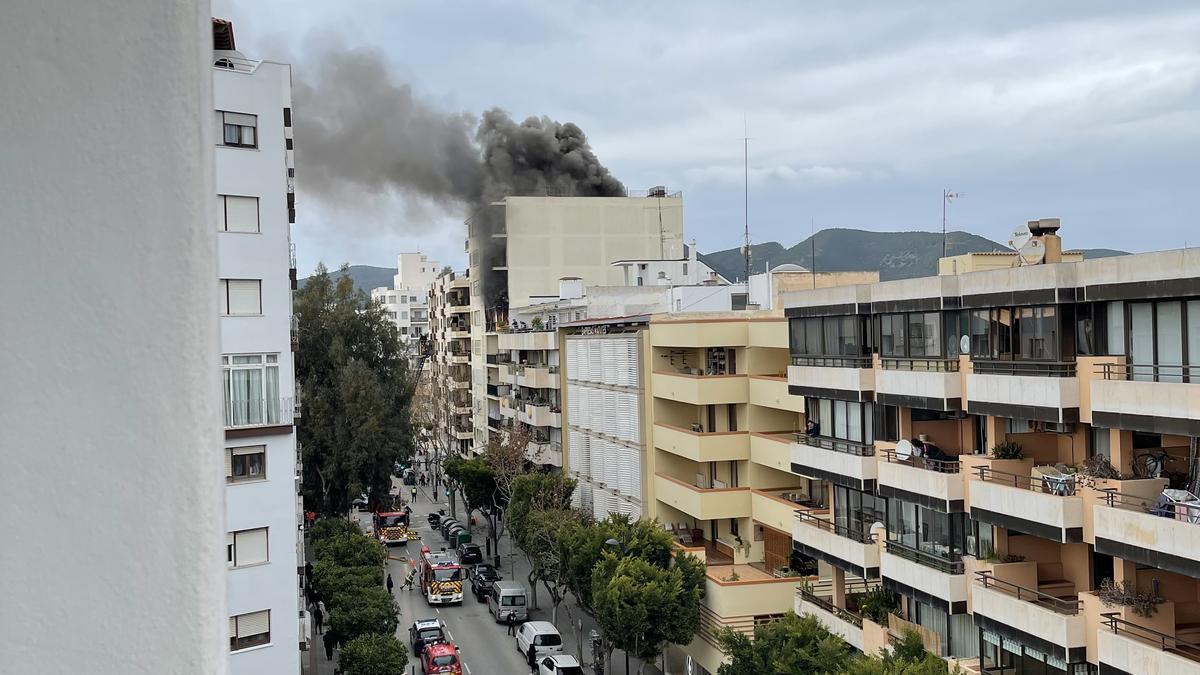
left=775, top=227, right=1200, bottom=675
left=427, top=269, right=473, bottom=456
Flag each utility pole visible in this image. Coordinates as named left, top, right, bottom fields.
left=943, top=189, right=962, bottom=259
left=741, top=117, right=751, bottom=284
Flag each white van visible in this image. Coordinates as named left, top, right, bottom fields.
left=516, top=621, right=563, bottom=659
left=488, top=580, right=528, bottom=623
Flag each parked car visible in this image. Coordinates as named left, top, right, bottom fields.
left=351, top=493, right=369, bottom=511
left=421, top=641, right=462, bottom=674
left=457, top=543, right=482, bottom=565
left=516, top=621, right=563, bottom=659
left=408, top=618, right=444, bottom=657
left=468, top=563, right=501, bottom=602
left=538, top=654, right=583, bottom=675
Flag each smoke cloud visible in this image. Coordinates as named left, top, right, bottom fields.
left=292, top=46, right=625, bottom=222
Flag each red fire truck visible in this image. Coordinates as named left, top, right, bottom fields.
left=420, top=550, right=464, bottom=605
left=374, top=511, right=410, bottom=546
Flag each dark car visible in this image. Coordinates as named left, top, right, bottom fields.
left=469, top=563, right=501, bottom=601
left=427, top=512, right=442, bottom=528
left=457, top=543, right=483, bottom=566
left=408, top=618, right=445, bottom=656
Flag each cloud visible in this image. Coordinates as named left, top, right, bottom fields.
left=683, top=164, right=864, bottom=188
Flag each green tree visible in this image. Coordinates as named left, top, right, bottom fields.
left=560, top=514, right=677, bottom=610
left=327, top=585, right=399, bottom=643
left=338, top=634, right=408, bottom=675
left=591, top=551, right=705, bottom=675
left=314, top=533, right=386, bottom=569
left=717, top=611, right=853, bottom=675
left=312, top=561, right=382, bottom=604
left=296, top=263, right=416, bottom=514
left=308, top=517, right=362, bottom=544
left=842, top=629, right=952, bottom=675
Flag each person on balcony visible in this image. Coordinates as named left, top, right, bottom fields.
left=805, top=419, right=821, bottom=437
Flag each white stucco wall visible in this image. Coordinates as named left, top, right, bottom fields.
left=0, top=3, right=226, bottom=673
left=881, top=551, right=969, bottom=606
left=966, top=373, right=1079, bottom=412
left=876, top=369, right=961, bottom=401
left=788, top=364, right=875, bottom=393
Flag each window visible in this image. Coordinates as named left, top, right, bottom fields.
left=833, top=485, right=885, bottom=536
left=806, top=398, right=877, bottom=444
left=880, top=312, right=941, bottom=358
left=388, top=295, right=397, bottom=304
left=401, top=311, right=409, bottom=320
left=398, top=295, right=406, bottom=304
left=410, top=296, right=418, bottom=303
left=789, top=316, right=866, bottom=357
left=219, top=111, right=257, bottom=149
left=219, top=279, right=262, bottom=315
left=226, top=528, right=268, bottom=567
left=682, top=263, right=689, bottom=275
left=226, top=445, right=265, bottom=483
left=229, top=610, right=270, bottom=651
left=217, top=195, right=259, bottom=232
left=731, top=293, right=748, bottom=311
left=1128, top=300, right=1195, bottom=382
left=400, top=327, right=408, bottom=335
left=1016, top=306, right=1058, bottom=360
left=222, top=354, right=281, bottom=427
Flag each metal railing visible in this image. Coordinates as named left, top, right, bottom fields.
left=794, top=510, right=876, bottom=544
left=1098, top=361, right=1199, bottom=384
left=880, top=357, right=960, bottom=372
left=696, top=605, right=779, bottom=647
left=794, top=433, right=876, bottom=456
left=796, top=585, right=867, bottom=628
left=975, top=465, right=1078, bottom=496
left=213, top=54, right=260, bottom=73
left=880, top=448, right=961, bottom=474
left=974, top=571, right=1081, bottom=615
left=224, top=396, right=296, bottom=429
left=885, top=540, right=965, bottom=574
left=1100, top=613, right=1200, bottom=661
left=972, top=359, right=1076, bottom=377
left=790, top=355, right=874, bottom=369
left=1098, top=488, right=1200, bottom=523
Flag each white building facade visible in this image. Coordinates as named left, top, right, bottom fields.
left=371, top=252, right=441, bottom=343
left=213, top=20, right=303, bottom=674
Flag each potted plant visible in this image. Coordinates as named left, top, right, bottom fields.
left=854, top=587, right=898, bottom=624
left=531, top=316, right=544, bottom=331
left=991, top=441, right=1023, bottom=460
left=1097, top=578, right=1164, bottom=618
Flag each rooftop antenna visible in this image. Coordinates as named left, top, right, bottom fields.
left=943, top=189, right=963, bottom=259
left=810, top=217, right=817, bottom=289
left=741, top=115, right=751, bottom=284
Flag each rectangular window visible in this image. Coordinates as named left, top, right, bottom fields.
left=226, top=445, right=265, bottom=483
left=217, top=195, right=260, bottom=232
left=219, top=111, right=258, bottom=149
left=1105, top=301, right=1125, bottom=355
left=1016, top=306, right=1058, bottom=360
left=222, top=353, right=281, bottom=427
left=229, top=610, right=271, bottom=651
left=227, top=527, right=268, bottom=568
left=1157, top=301, right=1183, bottom=382
left=219, top=279, right=262, bottom=315
left=1189, top=301, right=1200, bottom=381
left=388, top=295, right=397, bottom=304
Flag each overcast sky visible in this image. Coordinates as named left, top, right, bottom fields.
left=214, top=0, right=1200, bottom=276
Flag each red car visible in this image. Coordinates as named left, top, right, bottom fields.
left=421, top=642, right=462, bottom=674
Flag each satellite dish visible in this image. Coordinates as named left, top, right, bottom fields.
left=959, top=335, right=971, bottom=355
left=1009, top=221, right=1033, bottom=251
left=895, top=439, right=915, bottom=460
left=1017, top=238, right=1046, bottom=266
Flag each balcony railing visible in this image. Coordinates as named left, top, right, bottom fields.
left=791, top=355, right=873, bottom=368
left=1100, top=613, right=1200, bottom=661
left=974, top=466, right=1077, bottom=496
left=880, top=448, right=961, bottom=474
left=972, top=359, right=1076, bottom=377
left=885, top=539, right=964, bottom=574
left=880, top=357, right=959, bottom=372
left=224, top=396, right=296, bottom=429
left=795, top=510, right=876, bottom=544
left=1098, top=488, right=1200, bottom=523
left=974, top=571, right=1081, bottom=615
left=794, top=433, right=875, bottom=457
left=796, top=584, right=872, bottom=628
left=696, top=605, right=779, bottom=647
left=1098, top=361, right=1200, bottom=384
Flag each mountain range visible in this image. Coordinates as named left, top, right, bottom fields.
left=299, top=265, right=398, bottom=294
left=698, top=228, right=1127, bottom=282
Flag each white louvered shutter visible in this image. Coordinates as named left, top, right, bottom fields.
left=234, top=528, right=268, bottom=566
left=236, top=610, right=270, bottom=638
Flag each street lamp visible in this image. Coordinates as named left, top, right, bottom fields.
left=603, top=537, right=629, bottom=675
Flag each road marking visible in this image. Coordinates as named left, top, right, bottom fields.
left=463, top=663, right=471, bottom=674
left=445, top=628, right=454, bottom=640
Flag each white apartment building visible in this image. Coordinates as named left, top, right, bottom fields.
left=371, top=252, right=441, bottom=343
left=213, top=19, right=303, bottom=674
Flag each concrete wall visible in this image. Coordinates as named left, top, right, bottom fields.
left=1, top=3, right=227, bottom=673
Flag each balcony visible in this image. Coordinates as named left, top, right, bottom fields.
left=972, top=571, right=1085, bottom=666
left=519, top=403, right=560, bottom=428
left=875, top=357, right=962, bottom=411
left=516, top=364, right=559, bottom=389
left=792, top=510, right=880, bottom=579
left=526, top=440, right=562, bottom=467
left=498, top=364, right=516, bottom=384
left=966, top=360, right=1079, bottom=424
left=651, top=371, right=748, bottom=405
left=787, top=355, right=874, bottom=402
left=791, top=433, right=876, bottom=491
left=752, top=488, right=821, bottom=534
left=654, top=473, right=751, bottom=521
left=876, top=448, right=964, bottom=512
left=748, top=375, right=804, bottom=413
left=499, top=396, right=518, bottom=418
left=1093, top=485, right=1200, bottom=578
left=969, top=466, right=1084, bottom=543
left=448, top=350, right=470, bottom=364
left=749, top=432, right=793, bottom=473
left=1097, top=612, right=1200, bottom=673
left=224, top=396, right=296, bottom=431
left=881, top=540, right=968, bottom=613
left=1091, top=362, right=1200, bottom=437
left=795, top=581, right=873, bottom=652
left=449, top=377, right=470, bottom=389
left=453, top=425, right=472, bottom=441
left=698, top=567, right=807, bottom=644
left=654, top=423, right=749, bottom=463
left=497, top=330, right=556, bottom=351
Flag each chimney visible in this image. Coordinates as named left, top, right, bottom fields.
left=1029, top=218, right=1063, bottom=264
left=703, top=271, right=719, bottom=286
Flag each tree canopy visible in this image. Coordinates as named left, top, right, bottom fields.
left=296, top=263, right=416, bottom=514
left=717, top=612, right=854, bottom=675
left=338, top=634, right=408, bottom=675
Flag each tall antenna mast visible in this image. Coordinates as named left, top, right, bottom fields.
left=742, top=115, right=751, bottom=284
left=943, top=189, right=962, bottom=259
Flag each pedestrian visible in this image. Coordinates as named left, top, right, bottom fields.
left=312, top=603, right=323, bottom=634
left=411, top=486, right=418, bottom=503
left=304, top=561, right=313, bottom=585
left=527, top=643, right=538, bottom=673
left=506, top=612, right=517, bottom=636
left=386, top=573, right=394, bottom=594
left=322, top=630, right=335, bottom=661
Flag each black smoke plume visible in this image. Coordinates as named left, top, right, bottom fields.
left=292, top=46, right=625, bottom=220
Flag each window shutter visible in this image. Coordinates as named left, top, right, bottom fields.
left=229, top=617, right=237, bottom=638
left=223, top=196, right=259, bottom=232
left=219, top=280, right=229, bottom=315
left=235, top=528, right=268, bottom=566
left=224, top=112, right=257, bottom=127
left=227, top=280, right=261, bottom=315
left=224, top=448, right=233, bottom=478
left=236, top=610, right=270, bottom=637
